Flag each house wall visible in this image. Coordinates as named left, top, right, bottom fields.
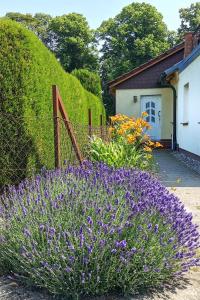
left=177, top=55, right=200, bottom=156
left=116, top=88, right=173, bottom=140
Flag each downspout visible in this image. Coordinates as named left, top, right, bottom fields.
left=160, top=73, right=177, bottom=151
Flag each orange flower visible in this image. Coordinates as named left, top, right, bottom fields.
left=144, top=146, right=152, bottom=152
left=147, top=140, right=155, bottom=147
left=145, top=154, right=153, bottom=159
left=146, top=123, right=152, bottom=129
left=108, top=127, right=114, bottom=134
left=117, top=129, right=125, bottom=135
left=143, top=134, right=149, bottom=141
left=134, top=128, right=143, bottom=136
left=127, top=134, right=136, bottom=144
left=142, top=111, right=148, bottom=118
left=155, top=142, right=163, bottom=148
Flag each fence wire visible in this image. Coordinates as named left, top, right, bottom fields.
left=0, top=113, right=108, bottom=191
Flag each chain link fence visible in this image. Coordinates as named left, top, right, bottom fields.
left=0, top=113, right=108, bottom=191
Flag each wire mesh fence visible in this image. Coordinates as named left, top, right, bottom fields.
left=0, top=113, right=109, bottom=191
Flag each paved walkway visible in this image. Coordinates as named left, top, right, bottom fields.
left=154, top=150, right=200, bottom=226
left=154, top=150, right=200, bottom=188
left=151, top=150, right=200, bottom=300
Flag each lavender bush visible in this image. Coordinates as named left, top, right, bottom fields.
left=0, top=162, right=199, bottom=298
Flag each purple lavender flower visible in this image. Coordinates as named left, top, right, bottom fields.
left=143, top=265, right=149, bottom=272
left=81, top=272, right=85, bottom=284
left=87, top=245, right=93, bottom=254
left=41, top=261, right=48, bottom=268
left=99, top=239, right=106, bottom=247
left=130, top=247, right=137, bottom=254
left=111, top=249, right=117, bottom=254
left=80, top=233, right=85, bottom=248
left=48, top=227, right=56, bottom=237
left=87, top=216, right=93, bottom=226
left=116, top=240, right=127, bottom=249
left=154, top=224, right=159, bottom=233
left=65, top=266, right=72, bottom=273
left=39, top=224, right=45, bottom=232
left=23, top=228, right=31, bottom=238
left=1, top=161, right=199, bottom=296
left=22, top=206, right=27, bottom=217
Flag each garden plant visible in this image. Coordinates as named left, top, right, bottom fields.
left=0, top=162, right=199, bottom=298
left=90, top=113, right=163, bottom=170
left=0, top=19, right=105, bottom=187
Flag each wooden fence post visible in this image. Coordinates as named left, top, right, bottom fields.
left=100, top=114, right=103, bottom=139
left=88, top=108, right=92, bottom=137
left=52, top=85, right=61, bottom=169
left=52, top=85, right=83, bottom=165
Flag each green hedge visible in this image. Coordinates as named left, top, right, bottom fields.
left=0, top=19, right=106, bottom=187
left=71, top=69, right=102, bottom=99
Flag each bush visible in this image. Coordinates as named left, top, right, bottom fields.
left=0, top=162, right=199, bottom=298
left=90, top=114, right=163, bottom=170
left=71, top=68, right=102, bottom=98
left=0, top=19, right=105, bottom=187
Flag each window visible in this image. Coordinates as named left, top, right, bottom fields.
left=144, top=101, right=156, bottom=123
left=183, top=83, right=189, bottom=123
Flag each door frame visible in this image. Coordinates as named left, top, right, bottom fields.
left=140, top=94, right=162, bottom=141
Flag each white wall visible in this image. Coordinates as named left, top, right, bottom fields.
left=177, top=55, right=200, bottom=156
left=116, top=88, right=173, bottom=140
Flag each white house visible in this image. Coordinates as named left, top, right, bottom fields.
left=109, top=27, right=200, bottom=159
left=164, top=37, right=200, bottom=158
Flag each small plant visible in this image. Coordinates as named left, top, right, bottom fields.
left=90, top=113, right=163, bottom=170
left=0, top=162, right=199, bottom=298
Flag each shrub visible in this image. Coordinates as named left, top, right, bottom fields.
left=0, top=162, right=199, bottom=298
left=71, top=68, right=102, bottom=99
left=0, top=19, right=105, bottom=187
left=90, top=114, right=162, bottom=170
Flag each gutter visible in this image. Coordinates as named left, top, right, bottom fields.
left=160, top=73, right=177, bottom=151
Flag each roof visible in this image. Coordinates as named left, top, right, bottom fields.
left=109, top=42, right=184, bottom=90
left=164, top=42, right=200, bottom=77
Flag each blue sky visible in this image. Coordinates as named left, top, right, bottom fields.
left=0, top=0, right=197, bottom=30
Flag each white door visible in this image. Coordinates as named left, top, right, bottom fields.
left=141, top=95, right=161, bottom=140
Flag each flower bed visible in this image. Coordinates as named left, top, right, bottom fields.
left=0, top=162, right=199, bottom=298
left=90, top=114, right=163, bottom=170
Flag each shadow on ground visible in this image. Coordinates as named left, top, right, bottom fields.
left=154, top=150, right=200, bottom=188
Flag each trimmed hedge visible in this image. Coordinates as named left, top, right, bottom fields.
left=71, top=69, right=102, bottom=99
left=0, top=19, right=106, bottom=187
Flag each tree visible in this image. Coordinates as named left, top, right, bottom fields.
left=97, top=2, right=171, bottom=115
left=48, top=13, right=99, bottom=72
left=179, top=2, right=200, bottom=35
left=5, top=12, right=99, bottom=73
left=167, top=30, right=181, bottom=47
left=5, top=12, right=52, bottom=45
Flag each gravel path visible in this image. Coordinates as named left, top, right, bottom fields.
left=0, top=277, right=54, bottom=300
left=173, top=151, right=200, bottom=176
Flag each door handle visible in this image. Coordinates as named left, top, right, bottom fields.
left=158, top=111, right=161, bottom=122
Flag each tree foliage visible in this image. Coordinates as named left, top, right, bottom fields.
left=98, top=2, right=170, bottom=79
left=5, top=12, right=99, bottom=73
left=72, top=69, right=102, bottom=98
left=5, top=12, right=52, bottom=44
left=179, top=2, right=200, bottom=35
left=48, top=13, right=99, bottom=72
left=97, top=2, right=171, bottom=115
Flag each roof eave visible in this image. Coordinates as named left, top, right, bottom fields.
left=109, top=42, right=184, bottom=90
